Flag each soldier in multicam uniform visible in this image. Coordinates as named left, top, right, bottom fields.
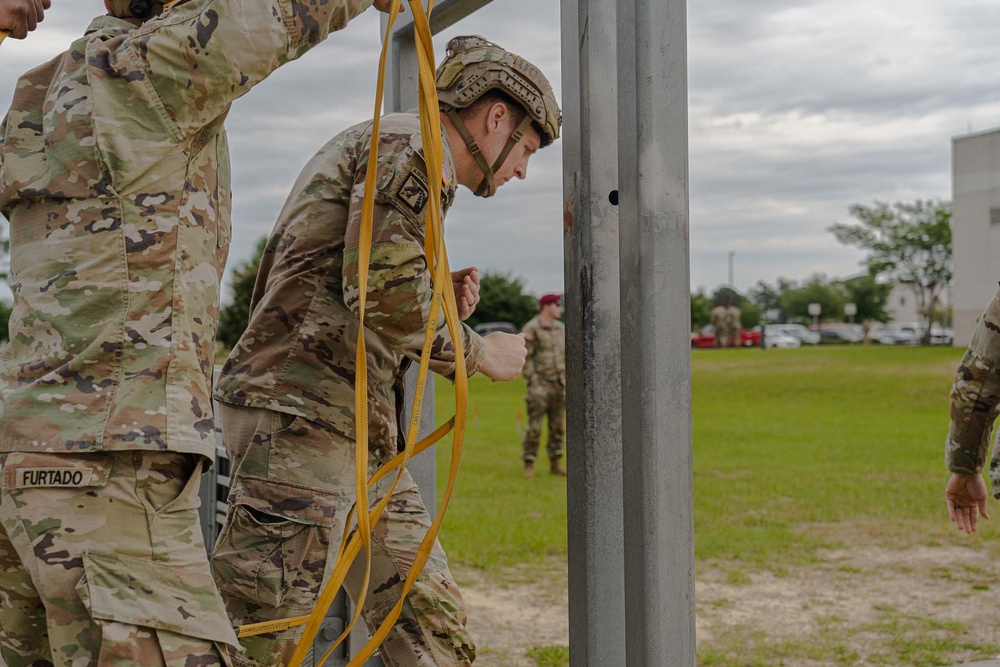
left=945, top=288, right=1000, bottom=535
left=521, top=293, right=566, bottom=477
left=211, top=35, right=561, bottom=667
left=0, top=0, right=386, bottom=664
left=711, top=300, right=728, bottom=348
left=726, top=301, right=743, bottom=347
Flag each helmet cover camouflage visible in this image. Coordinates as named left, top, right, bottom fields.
left=105, top=0, right=169, bottom=19
left=436, top=35, right=561, bottom=147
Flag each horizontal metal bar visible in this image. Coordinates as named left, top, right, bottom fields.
left=388, top=0, right=496, bottom=37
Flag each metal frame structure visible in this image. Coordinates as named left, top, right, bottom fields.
left=616, top=0, right=695, bottom=663
left=201, top=1, right=692, bottom=664
left=389, top=0, right=693, bottom=664
left=560, top=1, right=626, bottom=664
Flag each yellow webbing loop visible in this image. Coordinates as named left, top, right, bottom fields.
left=240, top=2, right=468, bottom=666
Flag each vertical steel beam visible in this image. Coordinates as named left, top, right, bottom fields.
left=617, top=0, right=695, bottom=664
left=560, top=0, right=626, bottom=665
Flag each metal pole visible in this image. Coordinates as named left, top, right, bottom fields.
left=617, top=0, right=695, bottom=665
left=561, top=0, right=626, bottom=664
left=728, top=250, right=735, bottom=288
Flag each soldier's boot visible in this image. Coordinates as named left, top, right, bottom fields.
left=549, top=459, right=567, bottom=476
left=524, top=462, right=535, bottom=477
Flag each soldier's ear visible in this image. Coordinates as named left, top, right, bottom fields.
left=485, top=102, right=510, bottom=135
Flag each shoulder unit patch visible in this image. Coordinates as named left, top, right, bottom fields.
left=397, top=170, right=430, bottom=215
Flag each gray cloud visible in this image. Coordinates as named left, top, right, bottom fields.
left=0, top=0, right=990, bottom=302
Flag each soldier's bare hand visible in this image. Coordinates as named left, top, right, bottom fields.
left=479, top=332, right=527, bottom=382
left=946, top=473, right=991, bottom=535
left=0, top=0, right=50, bottom=39
left=372, top=0, right=404, bottom=14
left=452, top=267, right=480, bottom=321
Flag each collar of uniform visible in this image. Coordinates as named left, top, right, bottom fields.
left=402, top=110, right=456, bottom=195
left=440, top=122, right=456, bottom=191
left=85, top=15, right=139, bottom=36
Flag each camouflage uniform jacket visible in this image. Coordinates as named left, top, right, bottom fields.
left=0, top=0, right=372, bottom=457
left=522, top=316, right=564, bottom=385
left=726, top=306, right=742, bottom=331
left=948, top=288, right=1000, bottom=497
left=710, top=305, right=727, bottom=331
left=214, top=113, right=486, bottom=462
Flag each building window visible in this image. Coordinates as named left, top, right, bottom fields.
left=991, top=208, right=1000, bottom=225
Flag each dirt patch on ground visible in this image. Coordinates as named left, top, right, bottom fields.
left=701, top=543, right=1000, bottom=665
left=456, top=545, right=1000, bottom=666
left=454, top=560, right=569, bottom=667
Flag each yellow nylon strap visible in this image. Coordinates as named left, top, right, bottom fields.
left=272, top=2, right=467, bottom=666
left=235, top=417, right=454, bottom=641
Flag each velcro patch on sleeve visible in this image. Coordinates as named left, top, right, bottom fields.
left=396, top=169, right=430, bottom=215
left=14, top=468, right=102, bottom=489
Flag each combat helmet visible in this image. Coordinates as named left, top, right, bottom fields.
left=105, top=0, right=171, bottom=20
left=436, top=35, right=561, bottom=197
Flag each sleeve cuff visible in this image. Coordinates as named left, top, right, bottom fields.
left=463, top=326, right=486, bottom=378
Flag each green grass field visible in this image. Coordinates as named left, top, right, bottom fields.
left=435, top=346, right=1000, bottom=666
left=436, top=345, right=994, bottom=572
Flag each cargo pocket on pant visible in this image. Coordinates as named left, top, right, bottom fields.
left=211, top=475, right=339, bottom=610
left=76, top=551, right=239, bottom=666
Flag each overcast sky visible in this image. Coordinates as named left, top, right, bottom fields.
left=1, top=0, right=995, bottom=301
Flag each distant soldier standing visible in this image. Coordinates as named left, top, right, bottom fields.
left=0, top=0, right=384, bottom=663
left=711, top=300, right=729, bottom=348
left=522, top=293, right=567, bottom=477
left=945, top=288, right=1000, bottom=535
left=727, top=301, right=743, bottom=347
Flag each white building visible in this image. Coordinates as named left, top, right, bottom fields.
left=885, top=283, right=920, bottom=324
left=952, top=128, right=1000, bottom=346
left=883, top=283, right=950, bottom=327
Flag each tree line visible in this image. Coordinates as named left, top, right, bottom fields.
left=215, top=198, right=953, bottom=348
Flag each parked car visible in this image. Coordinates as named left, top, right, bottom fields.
left=691, top=325, right=761, bottom=349
left=765, top=323, right=820, bottom=345
left=473, top=321, right=518, bottom=336
left=875, top=323, right=922, bottom=346
left=929, top=325, right=954, bottom=346
left=814, top=323, right=864, bottom=344
left=760, top=325, right=802, bottom=349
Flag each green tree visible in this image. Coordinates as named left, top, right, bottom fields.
left=740, top=302, right=762, bottom=329
left=217, top=237, right=268, bottom=350
left=780, top=275, right=846, bottom=323
left=840, top=275, right=891, bottom=323
left=690, top=289, right=713, bottom=331
left=0, top=301, right=10, bottom=343
left=468, top=271, right=538, bottom=330
left=748, top=278, right=796, bottom=322
left=711, top=286, right=743, bottom=307
left=830, top=199, right=951, bottom=343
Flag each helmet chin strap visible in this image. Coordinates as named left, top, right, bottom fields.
left=445, top=109, right=533, bottom=198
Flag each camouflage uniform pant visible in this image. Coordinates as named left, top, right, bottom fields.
left=211, top=404, right=475, bottom=667
left=0, top=450, right=239, bottom=667
left=521, top=378, right=566, bottom=463
left=715, top=328, right=730, bottom=348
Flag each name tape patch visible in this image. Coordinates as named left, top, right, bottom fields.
left=16, top=468, right=95, bottom=489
